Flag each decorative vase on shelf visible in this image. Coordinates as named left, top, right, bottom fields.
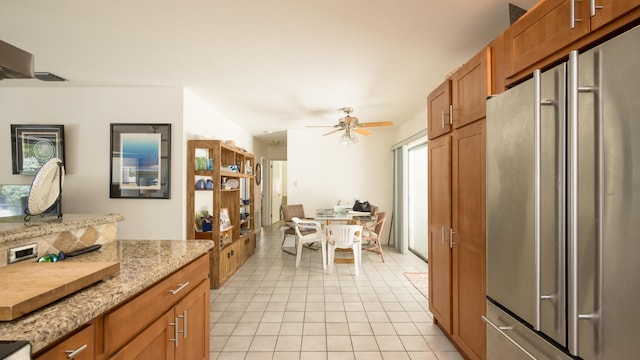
left=205, top=179, right=214, bottom=189
left=195, top=179, right=206, bottom=190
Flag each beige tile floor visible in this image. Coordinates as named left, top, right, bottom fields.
left=209, top=223, right=463, bottom=360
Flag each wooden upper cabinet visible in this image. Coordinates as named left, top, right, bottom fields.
left=510, top=0, right=590, bottom=79
left=490, top=29, right=513, bottom=95
left=590, top=0, right=640, bottom=30
left=427, top=79, right=451, bottom=140
left=451, top=47, right=491, bottom=129
left=507, top=0, right=640, bottom=84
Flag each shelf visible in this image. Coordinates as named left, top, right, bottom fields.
left=187, top=139, right=255, bottom=290
left=220, top=171, right=253, bottom=178
left=194, top=231, right=213, bottom=240
left=221, top=188, right=240, bottom=192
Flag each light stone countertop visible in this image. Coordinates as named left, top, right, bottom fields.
left=0, top=214, right=125, bottom=245
left=0, top=239, right=214, bottom=354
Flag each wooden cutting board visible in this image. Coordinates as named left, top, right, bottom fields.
left=0, top=261, right=120, bottom=321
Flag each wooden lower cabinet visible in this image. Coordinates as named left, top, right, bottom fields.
left=428, top=120, right=486, bottom=360
left=34, top=255, right=210, bottom=360
left=109, top=311, right=175, bottom=360
left=428, top=135, right=452, bottom=333
left=451, top=119, right=486, bottom=360
left=111, top=280, right=210, bottom=360
left=35, top=324, right=94, bottom=360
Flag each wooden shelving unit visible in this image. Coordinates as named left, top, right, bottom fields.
left=186, top=140, right=255, bottom=289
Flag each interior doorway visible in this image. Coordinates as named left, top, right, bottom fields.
left=260, top=159, right=287, bottom=226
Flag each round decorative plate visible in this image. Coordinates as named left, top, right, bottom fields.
left=226, top=178, right=239, bottom=189
left=26, top=158, right=65, bottom=215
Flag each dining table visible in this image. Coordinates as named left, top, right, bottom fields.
left=313, top=209, right=371, bottom=224
left=314, top=209, right=372, bottom=264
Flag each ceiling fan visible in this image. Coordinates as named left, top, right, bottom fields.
left=308, top=107, right=394, bottom=143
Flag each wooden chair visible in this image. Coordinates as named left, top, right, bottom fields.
left=362, top=211, right=387, bottom=262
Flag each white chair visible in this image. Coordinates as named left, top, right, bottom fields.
left=325, top=224, right=363, bottom=276
left=292, top=217, right=326, bottom=269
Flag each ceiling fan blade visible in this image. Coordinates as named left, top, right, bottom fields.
left=322, top=128, right=343, bottom=136
left=307, top=125, right=337, bottom=128
left=359, top=121, right=394, bottom=128
left=355, top=128, right=372, bottom=136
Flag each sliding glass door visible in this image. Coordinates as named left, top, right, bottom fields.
left=392, top=132, right=428, bottom=262
left=407, top=141, right=428, bottom=261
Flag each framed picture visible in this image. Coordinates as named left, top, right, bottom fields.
left=220, top=208, right=231, bottom=229
left=109, top=123, right=171, bottom=199
left=11, top=124, right=65, bottom=175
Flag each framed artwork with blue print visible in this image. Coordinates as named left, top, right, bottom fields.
left=109, top=123, right=171, bottom=199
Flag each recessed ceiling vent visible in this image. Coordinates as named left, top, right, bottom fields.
left=0, top=39, right=34, bottom=80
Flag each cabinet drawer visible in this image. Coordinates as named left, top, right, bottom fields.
left=35, top=324, right=94, bottom=360
left=103, top=254, right=209, bottom=355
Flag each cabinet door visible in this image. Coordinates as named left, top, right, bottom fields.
left=451, top=120, right=486, bottom=360
left=428, top=134, right=452, bottom=332
left=451, top=48, right=490, bottom=129
left=427, top=80, right=451, bottom=139
left=510, top=0, right=590, bottom=76
left=590, top=0, right=640, bottom=30
left=36, top=324, right=94, bottom=360
left=175, top=280, right=210, bottom=360
left=110, top=311, right=175, bottom=360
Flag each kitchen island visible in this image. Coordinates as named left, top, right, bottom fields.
left=0, top=215, right=214, bottom=358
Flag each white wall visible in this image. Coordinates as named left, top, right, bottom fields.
left=287, top=128, right=394, bottom=217
left=394, top=109, right=427, bottom=145
left=0, top=87, right=184, bottom=239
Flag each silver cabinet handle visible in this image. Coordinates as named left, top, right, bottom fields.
left=170, top=317, right=179, bottom=346
left=64, top=344, right=87, bottom=359
left=178, top=310, right=188, bottom=339
left=441, top=226, right=445, bottom=245
left=449, top=228, right=456, bottom=249
left=570, top=0, right=583, bottom=29
left=590, top=0, right=603, bottom=16
left=449, top=104, right=454, bottom=125
left=169, top=282, right=190, bottom=295
left=482, top=316, right=536, bottom=360
left=441, top=110, right=445, bottom=129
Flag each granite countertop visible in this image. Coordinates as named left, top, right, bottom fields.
left=0, top=214, right=125, bottom=245
left=0, top=239, right=214, bottom=353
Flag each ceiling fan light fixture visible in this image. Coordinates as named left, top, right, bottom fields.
left=339, top=131, right=358, bottom=145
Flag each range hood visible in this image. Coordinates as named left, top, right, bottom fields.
left=0, top=39, right=34, bottom=79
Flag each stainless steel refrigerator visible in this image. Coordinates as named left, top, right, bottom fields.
left=485, top=24, right=640, bottom=360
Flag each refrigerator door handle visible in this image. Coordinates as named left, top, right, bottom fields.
left=482, top=316, right=537, bottom=360
left=568, top=49, right=603, bottom=357
left=533, top=69, right=555, bottom=332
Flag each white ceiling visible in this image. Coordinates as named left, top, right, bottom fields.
left=0, top=0, right=538, bottom=144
